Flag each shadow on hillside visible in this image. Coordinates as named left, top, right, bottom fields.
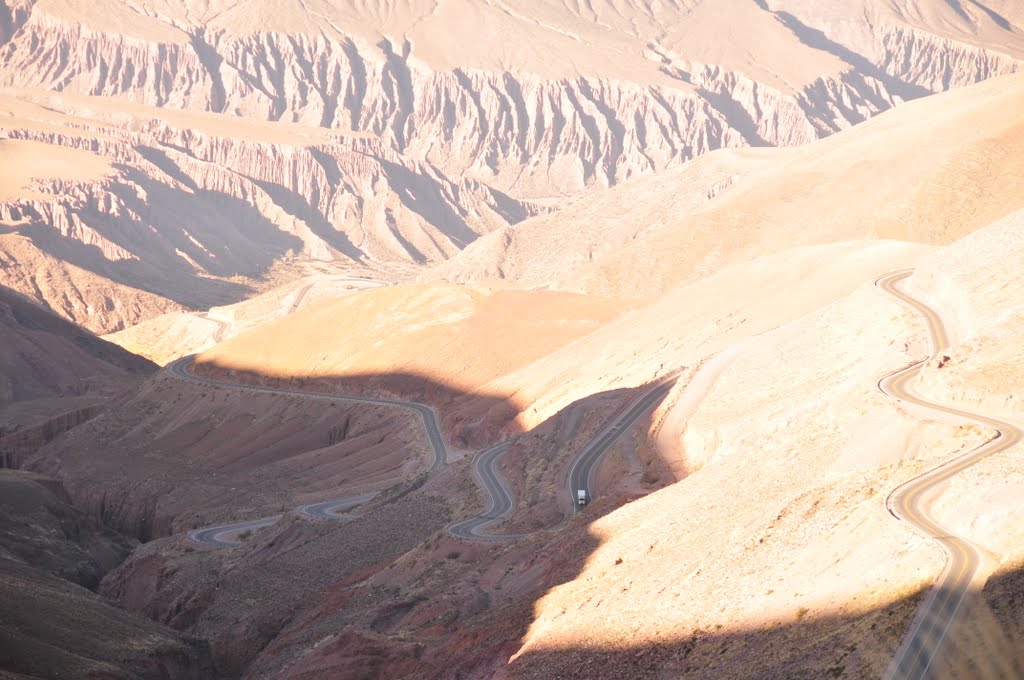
left=0, top=284, right=157, bottom=373
left=151, top=362, right=675, bottom=677
left=770, top=11, right=932, bottom=103
left=500, top=564, right=1024, bottom=679
left=245, top=174, right=365, bottom=262
left=10, top=161, right=310, bottom=310
left=188, top=360, right=532, bottom=451
left=35, top=358, right=1022, bottom=680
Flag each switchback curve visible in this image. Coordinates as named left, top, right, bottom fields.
left=877, top=269, right=1022, bottom=680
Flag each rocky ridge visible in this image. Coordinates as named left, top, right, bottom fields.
left=2, top=1, right=1022, bottom=200
left=2, top=1, right=1023, bottom=333
left=0, top=94, right=537, bottom=332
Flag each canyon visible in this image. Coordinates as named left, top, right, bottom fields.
left=2, top=2, right=1024, bottom=679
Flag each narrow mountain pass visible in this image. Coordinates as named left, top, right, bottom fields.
left=876, top=270, right=1023, bottom=680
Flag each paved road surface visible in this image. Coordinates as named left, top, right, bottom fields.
left=187, top=492, right=378, bottom=547
left=194, top=277, right=385, bottom=348
left=197, top=312, right=229, bottom=343
left=878, top=270, right=1022, bottom=680
left=187, top=515, right=283, bottom=547
left=567, top=381, right=673, bottom=513
left=169, top=355, right=448, bottom=547
left=448, top=442, right=525, bottom=541
left=288, top=277, right=384, bottom=314
left=449, top=379, right=674, bottom=540
left=299, top=493, right=379, bottom=519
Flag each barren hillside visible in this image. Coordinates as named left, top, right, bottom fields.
left=0, top=469, right=213, bottom=679
left=2, top=0, right=1022, bottom=201
left=504, top=212, right=1024, bottom=680
left=0, top=91, right=533, bottom=333
left=104, top=274, right=385, bottom=364
left=436, top=71, right=1024, bottom=297
left=5, top=3, right=1024, bottom=680
left=0, top=285, right=154, bottom=444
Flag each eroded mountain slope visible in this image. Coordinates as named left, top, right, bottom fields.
left=0, top=90, right=533, bottom=332
left=0, top=469, right=213, bottom=679
left=438, top=71, right=1024, bottom=297
left=2, top=0, right=1022, bottom=200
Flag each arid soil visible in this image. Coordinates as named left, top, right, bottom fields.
left=0, top=470, right=213, bottom=679
left=3, top=4, right=1024, bottom=680
left=27, top=373, right=433, bottom=539
left=104, top=275, right=385, bottom=364
left=3, top=0, right=1023, bottom=334
left=435, top=72, right=1024, bottom=298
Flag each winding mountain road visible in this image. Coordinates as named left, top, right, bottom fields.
left=168, top=356, right=449, bottom=475
left=186, top=493, right=380, bottom=547
left=197, top=312, right=229, bottom=343
left=446, top=378, right=674, bottom=540
left=170, top=353, right=449, bottom=547
left=877, top=270, right=1021, bottom=680
left=194, top=277, right=385, bottom=350
left=187, top=515, right=283, bottom=547
left=298, top=493, right=380, bottom=519
left=567, top=381, right=674, bottom=514
left=181, top=270, right=676, bottom=546
left=180, top=266, right=1020, bottom=669
left=288, top=276, right=384, bottom=314
left=447, top=442, right=524, bottom=542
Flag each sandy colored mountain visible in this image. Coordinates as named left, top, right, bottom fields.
left=198, top=68, right=1024, bottom=430
left=0, top=88, right=532, bottom=333
left=103, top=274, right=386, bottom=365
left=4, top=3, right=1024, bottom=680
left=2, top=0, right=1021, bottom=201
left=436, top=71, right=1024, bottom=297
left=21, top=72, right=1003, bottom=678
left=504, top=209, right=1024, bottom=679
left=3, top=0, right=1023, bottom=337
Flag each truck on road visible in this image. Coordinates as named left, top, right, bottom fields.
left=577, top=490, right=587, bottom=505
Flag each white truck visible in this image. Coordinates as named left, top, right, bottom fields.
left=577, top=489, right=587, bottom=506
